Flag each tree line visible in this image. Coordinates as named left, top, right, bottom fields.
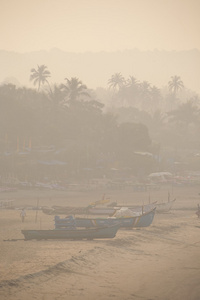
left=0, top=65, right=199, bottom=182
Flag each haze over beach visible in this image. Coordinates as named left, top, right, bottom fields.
left=1, top=1, right=200, bottom=300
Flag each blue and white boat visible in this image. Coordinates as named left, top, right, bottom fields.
left=54, top=208, right=156, bottom=229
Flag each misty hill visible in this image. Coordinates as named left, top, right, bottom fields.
left=0, top=48, right=199, bottom=94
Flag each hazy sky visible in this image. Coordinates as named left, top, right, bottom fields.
left=0, top=0, right=199, bottom=53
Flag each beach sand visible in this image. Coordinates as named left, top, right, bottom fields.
left=0, top=185, right=200, bottom=300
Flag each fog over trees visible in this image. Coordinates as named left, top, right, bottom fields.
left=0, top=61, right=200, bottom=184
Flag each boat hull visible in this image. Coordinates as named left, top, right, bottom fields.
left=21, top=224, right=120, bottom=240
left=88, top=203, right=156, bottom=215
left=55, top=208, right=156, bottom=229
left=155, top=199, right=176, bottom=213
left=42, top=202, right=156, bottom=216
left=134, top=208, right=156, bottom=227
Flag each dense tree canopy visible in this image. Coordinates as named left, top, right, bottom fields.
left=1, top=69, right=200, bottom=182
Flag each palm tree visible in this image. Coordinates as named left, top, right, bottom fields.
left=168, top=76, right=184, bottom=96
left=126, top=76, right=138, bottom=87
left=138, top=81, right=151, bottom=110
left=139, top=81, right=151, bottom=96
left=47, top=84, right=66, bottom=114
left=30, top=65, right=51, bottom=91
left=48, top=84, right=64, bottom=104
left=60, top=77, right=90, bottom=104
left=108, top=73, right=125, bottom=91
left=124, top=76, right=139, bottom=107
left=150, top=86, right=162, bottom=111
left=168, top=100, right=200, bottom=126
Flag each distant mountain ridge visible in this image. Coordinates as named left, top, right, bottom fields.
left=0, top=48, right=199, bottom=94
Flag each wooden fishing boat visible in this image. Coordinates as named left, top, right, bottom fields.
left=115, top=202, right=157, bottom=214
left=42, top=202, right=156, bottom=216
left=87, top=206, right=116, bottom=215
left=21, top=223, right=120, bottom=240
left=43, top=202, right=156, bottom=216
left=81, top=202, right=157, bottom=215
left=42, top=196, right=113, bottom=215
left=155, top=199, right=176, bottom=213
left=54, top=208, right=156, bottom=229
left=132, top=207, right=156, bottom=227
left=42, top=206, right=89, bottom=215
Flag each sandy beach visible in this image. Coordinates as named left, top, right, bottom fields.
left=0, top=185, right=200, bottom=300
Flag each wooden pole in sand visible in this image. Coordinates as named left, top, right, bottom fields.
left=35, top=198, right=39, bottom=223
left=148, top=192, right=151, bottom=204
